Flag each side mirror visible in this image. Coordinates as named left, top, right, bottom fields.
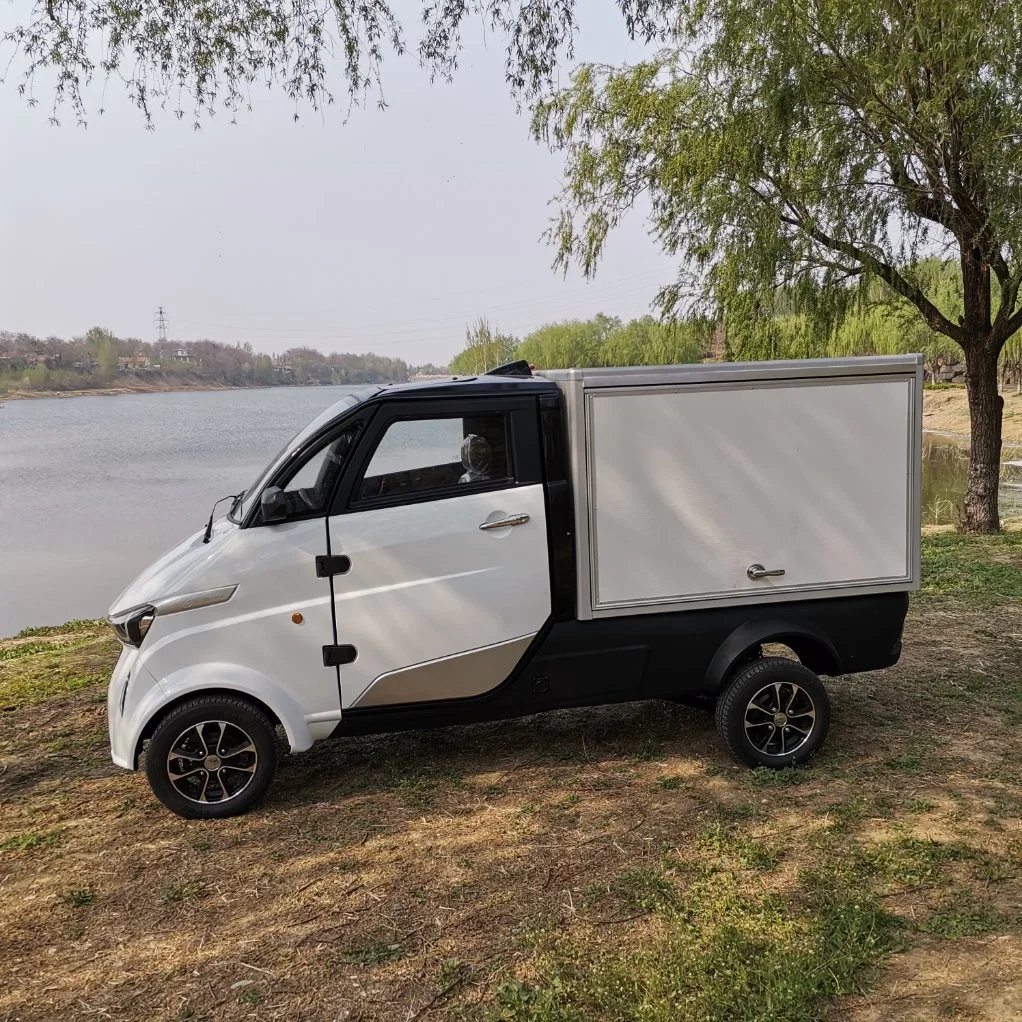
left=260, top=486, right=288, bottom=523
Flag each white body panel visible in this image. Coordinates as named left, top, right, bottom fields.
left=327, top=484, right=551, bottom=708
left=107, top=517, right=340, bottom=766
left=542, top=355, right=923, bottom=618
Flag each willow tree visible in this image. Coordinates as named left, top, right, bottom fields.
left=449, top=318, right=518, bottom=375
left=532, top=2, right=1022, bottom=532
left=7, top=1, right=1022, bottom=528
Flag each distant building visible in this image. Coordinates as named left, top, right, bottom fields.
left=173, top=348, right=192, bottom=362
left=117, top=354, right=150, bottom=372
left=24, top=352, right=61, bottom=369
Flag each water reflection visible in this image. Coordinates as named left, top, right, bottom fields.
left=922, top=433, right=1022, bottom=524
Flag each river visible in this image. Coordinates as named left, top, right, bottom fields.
left=2, top=386, right=1021, bottom=635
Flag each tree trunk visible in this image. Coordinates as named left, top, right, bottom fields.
left=960, top=344, right=1003, bottom=533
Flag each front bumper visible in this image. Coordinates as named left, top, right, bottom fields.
left=107, top=646, right=162, bottom=770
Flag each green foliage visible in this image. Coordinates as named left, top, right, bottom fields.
left=448, top=313, right=706, bottom=371
left=534, top=6, right=1022, bottom=345
left=87, top=327, right=119, bottom=381
left=449, top=318, right=518, bottom=375
left=3, top=1, right=601, bottom=125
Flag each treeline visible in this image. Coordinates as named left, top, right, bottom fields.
left=449, top=261, right=1022, bottom=385
left=448, top=314, right=714, bottom=374
left=721, top=259, right=1022, bottom=383
left=0, top=328, right=411, bottom=393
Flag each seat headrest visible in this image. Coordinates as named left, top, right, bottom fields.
left=461, top=434, right=491, bottom=474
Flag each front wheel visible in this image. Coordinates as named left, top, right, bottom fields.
left=145, top=695, right=278, bottom=819
left=715, top=657, right=831, bottom=769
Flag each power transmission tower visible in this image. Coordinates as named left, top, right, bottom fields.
left=156, top=307, right=168, bottom=346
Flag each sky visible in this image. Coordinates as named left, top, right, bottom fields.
left=0, top=4, right=676, bottom=367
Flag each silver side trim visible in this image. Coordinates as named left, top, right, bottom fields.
left=153, top=585, right=238, bottom=616
left=349, top=634, right=535, bottom=708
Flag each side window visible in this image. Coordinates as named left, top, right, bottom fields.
left=356, top=412, right=511, bottom=504
left=278, top=420, right=364, bottom=516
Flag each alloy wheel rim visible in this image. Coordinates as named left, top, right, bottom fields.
left=743, top=681, right=817, bottom=757
left=166, top=720, right=258, bottom=804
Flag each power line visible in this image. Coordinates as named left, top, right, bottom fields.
left=173, top=274, right=672, bottom=342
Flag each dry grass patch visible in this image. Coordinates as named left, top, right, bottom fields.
left=922, top=388, right=1022, bottom=445
left=1, top=532, right=1021, bottom=1021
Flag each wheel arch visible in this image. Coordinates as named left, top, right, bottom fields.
left=129, top=663, right=317, bottom=768
left=704, top=615, right=841, bottom=693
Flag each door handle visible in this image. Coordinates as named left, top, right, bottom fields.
left=479, top=513, right=530, bottom=531
left=747, top=563, right=786, bottom=580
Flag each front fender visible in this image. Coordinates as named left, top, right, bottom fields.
left=128, top=662, right=317, bottom=767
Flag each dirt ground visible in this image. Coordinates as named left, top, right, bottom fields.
left=924, top=387, right=1022, bottom=446
left=1, top=534, right=1021, bottom=1022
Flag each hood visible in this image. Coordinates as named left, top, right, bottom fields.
left=108, top=517, right=237, bottom=616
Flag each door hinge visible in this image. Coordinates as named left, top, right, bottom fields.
left=316, top=554, right=351, bottom=578
left=322, top=644, right=357, bottom=667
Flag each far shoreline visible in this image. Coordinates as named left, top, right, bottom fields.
left=0, top=381, right=274, bottom=401
left=0, top=380, right=382, bottom=402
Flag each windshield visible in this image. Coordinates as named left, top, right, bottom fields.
left=229, top=386, right=380, bottom=522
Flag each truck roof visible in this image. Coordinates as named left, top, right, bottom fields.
left=378, top=372, right=559, bottom=400
left=539, top=354, right=923, bottom=388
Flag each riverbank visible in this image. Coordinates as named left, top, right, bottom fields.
left=0, top=376, right=273, bottom=400
left=924, top=386, right=1022, bottom=445
left=1, top=530, right=1020, bottom=1021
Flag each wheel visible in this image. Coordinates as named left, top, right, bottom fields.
left=145, top=695, right=278, bottom=819
left=714, top=657, right=831, bottom=769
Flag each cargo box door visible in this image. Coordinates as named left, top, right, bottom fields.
left=585, top=375, right=917, bottom=612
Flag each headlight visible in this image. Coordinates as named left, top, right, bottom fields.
left=109, top=605, right=156, bottom=648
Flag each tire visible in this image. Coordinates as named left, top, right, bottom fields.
left=714, top=657, right=831, bottom=769
left=145, top=695, right=278, bottom=819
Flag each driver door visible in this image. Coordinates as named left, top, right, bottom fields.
left=326, top=397, right=552, bottom=709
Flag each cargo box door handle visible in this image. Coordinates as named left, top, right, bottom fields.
left=479, top=513, right=530, bottom=531
left=747, top=563, right=786, bottom=580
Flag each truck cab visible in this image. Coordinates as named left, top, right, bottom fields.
left=107, top=356, right=921, bottom=818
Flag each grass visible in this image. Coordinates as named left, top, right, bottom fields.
left=489, top=864, right=897, bottom=1022
left=0, top=531, right=1020, bottom=1021
left=0, top=618, right=115, bottom=706
left=919, top=529, right=1022, bottom=605
left=917, top=899, right=1007, bottom=939
left=162, top=880, right=208, bottom=903
left=0, top=829, right=64, bottom=854
left=61, top=888, right=94, bottom=908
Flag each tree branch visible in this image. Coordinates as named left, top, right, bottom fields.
left=999, top=301, right=1022, bottom=344
left=756, top=179, right=964, bottom=343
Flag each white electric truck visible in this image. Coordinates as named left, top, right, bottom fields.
left=107, top=355, right=922, bottom=818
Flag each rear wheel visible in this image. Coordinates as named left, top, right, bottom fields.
left=145, top=695, right=278, bottom=819
left=714, top=657, right=830, bottom=769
